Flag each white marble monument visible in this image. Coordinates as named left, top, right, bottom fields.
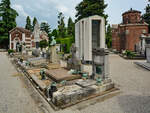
left=136, top=34, right=150, bottom=55
left=75, top=15, right=109, bottom=78
left=75, top=15, right=106, bottom=62
left=33, top=22, right=41, bottom=48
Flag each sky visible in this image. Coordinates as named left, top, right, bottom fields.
left=0, top=0, right=149, bottom=29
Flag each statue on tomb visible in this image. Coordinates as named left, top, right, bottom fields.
left=50, top=36, right=59, bottom=63
left=50, top=36, right=56, bottom=46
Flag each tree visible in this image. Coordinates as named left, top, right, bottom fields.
left=39, top=40, right=48, bottom=50
left=142, top=4, right=150, bottom=33
left=51, top=29, right=58, bottom=38
left=67, top=17, right=75, bottom=37
left=0, top=0, right=18, bottom=48
left=32, top=17, right=37, bottom=31
left=25, top=16, right=32, bottom=31
left=40, top=22, right=51, bottom=34
left=75, top=0, right=108, bottom=22
left=106, top=24, right=112, bottom=48
left=58, top=12, right=66, bottom=38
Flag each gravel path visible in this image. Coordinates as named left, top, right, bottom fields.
left=0, top=53, right=42, bottom=113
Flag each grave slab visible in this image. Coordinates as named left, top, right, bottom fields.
left=75, top=79, right=97, bottom=87
left=46, top=68, right=81, bottom=82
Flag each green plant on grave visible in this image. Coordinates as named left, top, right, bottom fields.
left=56, top=37, right=74, bottom=53
left=8, top=49, right=14, bottom=54
left=124, top=50, right=136, bottom=58
left=39, top=40, right=48, bottom=50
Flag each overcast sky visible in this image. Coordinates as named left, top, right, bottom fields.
left=0, top=0, right=149, bottom=29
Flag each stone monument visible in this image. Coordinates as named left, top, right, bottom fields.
left=33, top=21, right=41, bottom=48
left=92, top=48, right=109, bottom=80
left=136, top=34, right=150, bottom=56
left=67, top=44, right=81, bottom=70
left=75, top=15, right=109, bottom=78
left=135, top=44, right=150, bottom=70
left=50, top=37, right=59, bottom=63
left=75, top=15, right=105, bottom=62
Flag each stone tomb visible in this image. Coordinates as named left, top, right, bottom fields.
left=52, top=79, right=114, bottom=107
left=75, top=15, right=105, bottom=62
left=75, top=15, right=109, bottom=78
left=135, top=44, right=150, bottom=70
left=45, top=68, right=81, bottom=82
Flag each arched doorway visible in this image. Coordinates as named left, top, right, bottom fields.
left=16, top=42, right=22, bottom=52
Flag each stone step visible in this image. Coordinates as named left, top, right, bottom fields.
left=134, top=62, right=150, bottom=71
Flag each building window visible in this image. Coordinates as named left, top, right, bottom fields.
left=126, top=30, right=129, bottom=35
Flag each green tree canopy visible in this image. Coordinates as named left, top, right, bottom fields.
left=142, top=4, right=150, bottom=33
left=0, top=0, right=18, bottom=35
left=51, top=29, right=58, bottom=38
left=39, top=40, right=48, bottom=49
left=106, top=24, right=112, bottom=48
left=75, top=0, right=108, bottom=22
left=0, top=0, right=18, bottom=48
left=40, top=22, right=51, bottom=34
left=25, top=16, right=32, bottom=31
left=32, top=17, right=37, bottom=31
left=58, top=12, right=66, bottom=38
left=67, top=17, right=75, bottom=37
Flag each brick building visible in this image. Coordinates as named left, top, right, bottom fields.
left=9, top=24, right=49, bottom=51
left=112, top=8, right=149, bottom=52
left=9, top=27, right=34, bottom=51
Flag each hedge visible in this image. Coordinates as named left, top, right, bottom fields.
left=56, top=37, right=74, bottom=53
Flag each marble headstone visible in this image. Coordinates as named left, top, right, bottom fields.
left=146, top=44, right=150, bottom=63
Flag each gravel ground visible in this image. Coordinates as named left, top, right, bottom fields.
left=0, top=53, right=43, bottom=113
left=1, top=53, right=150, bottom=113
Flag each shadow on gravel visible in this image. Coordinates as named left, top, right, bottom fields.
left=118, top=95, right=150, bottom=113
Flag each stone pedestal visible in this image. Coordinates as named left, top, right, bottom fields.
left=50, top=46, right=59, bottom=63
left=81, top=64, right=93, bottom=75
left=92, top=48, right=109, bottom=80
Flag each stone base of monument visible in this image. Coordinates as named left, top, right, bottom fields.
left=81, top=64, right=93, bottom=75
left=28, top=57, right=47, bottom=67
left=52, top=78, right=116, bottom=108
left=135, top=62, right=150, bottom=71
left=60, top=60, right=67, bottom=68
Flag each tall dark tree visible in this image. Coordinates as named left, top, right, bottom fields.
left=106, top=24, right=112, bottom=48
left=0, top=0, right=18, bottom=34
left=0, top=0, right=18, bottom=48
left=58, top=12, right=66, bottom=38
left=32, top=17, right=37, bottom=31
left=75, top=0, right=108, bottom=22
left=67, top=17, right=75, bottom=37
left=51, top=29, right=58, bottom=38
left=142, top=3, right=150, bottom=33
left=25, top=16, right=32, bottom=31
left=40, top=22, right=51, bottom=34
